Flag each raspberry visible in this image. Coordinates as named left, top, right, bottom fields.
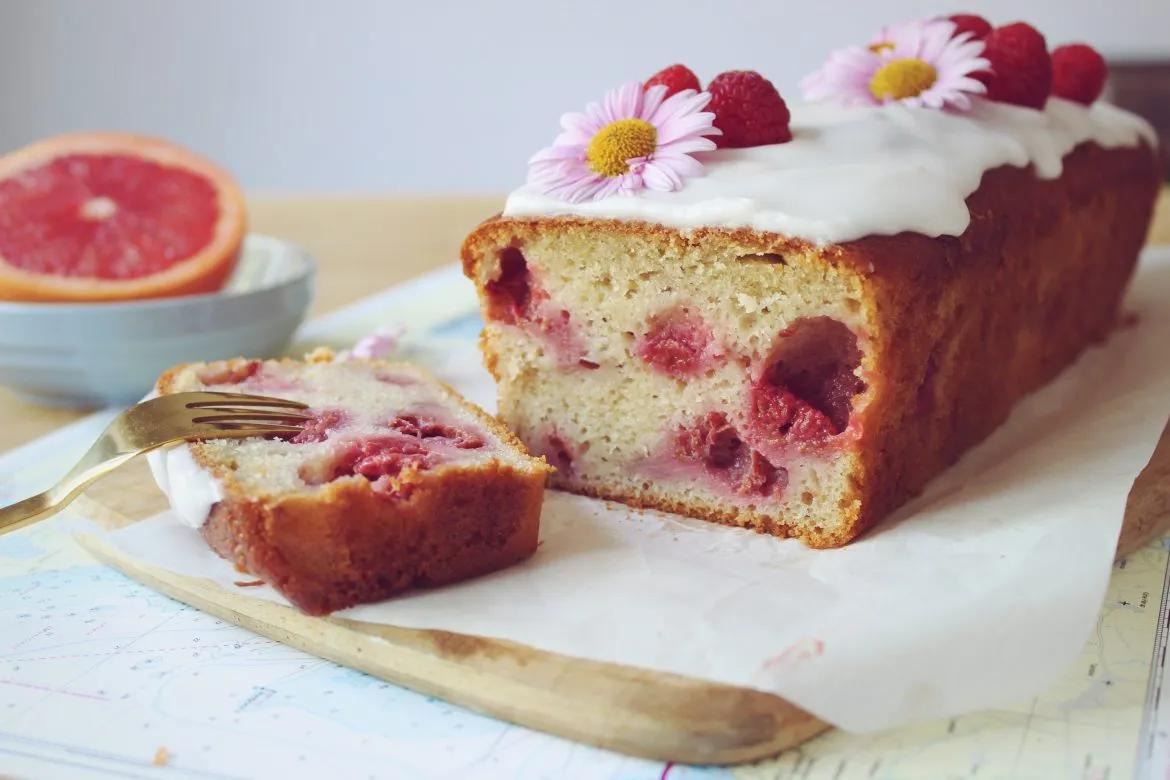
left=751, top=385, right=839, bottom=444
left=706, top=70, right=792, bottom=148
left=674, top=412, right=783, bottom=497
left=636, top=307, right=713, bottom=377
left=290, top=408, right=349, bottom=444
left=485, top=246, right=584, bottom=363
left=542, top=432, right=576, bottom=474
left=1051, top=43, right=1108, bottom=105
left=747, top=317, right=865, bottom=448
left=644, top=64, right=701, bottom=98
left=979, top=22, right=1053, bottom=109
left=948, top=13, right=992, bottom=40
left=299, top=436, right=434, bottom=498
left=388, top=414, right=484, bottom=449
left=346, top=438, right=433, bottom=498
left=485, top=246, right=531, bottom=324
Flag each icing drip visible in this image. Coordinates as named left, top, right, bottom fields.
left=147, top=445, right=223, bottom=528
left=504, top=98, right=1155, bottom=245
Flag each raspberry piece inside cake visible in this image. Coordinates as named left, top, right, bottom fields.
left=324, top=437, right=433, bottom=499
left=388, top=412, right=486, bottom=449
left=530, top=429, right=583, bottom=476
left=636, top=306, right=717, bottom=377
left=749, top=317, right=866, bottom=448
left=290, top=408, right=350, bottom=444
left=485, top=246, right=531, bottom=324
left=149, top=354, right=550, bottom=615
left=674, top=412, right=785, bottom=497
left=485, top=246, right=586, bottom=364
left=292, top=405, right=489, bottom=496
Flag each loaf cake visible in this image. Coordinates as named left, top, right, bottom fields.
left=461, top=17, right=1161, bottom=547
left=148, top=353, right=550, bottom=615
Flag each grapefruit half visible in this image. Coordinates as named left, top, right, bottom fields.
left=0, top=132, right=246, bottom=302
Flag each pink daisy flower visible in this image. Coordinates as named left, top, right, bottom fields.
left=802, top=19, right=989, bottom=110
left=527, top=81, right=720, bottom=203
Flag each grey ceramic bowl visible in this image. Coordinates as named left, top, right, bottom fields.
left=0, top=234, right=315, bottom=407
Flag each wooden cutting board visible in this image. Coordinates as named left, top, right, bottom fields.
left=72, top=422, right=1170, bottom=765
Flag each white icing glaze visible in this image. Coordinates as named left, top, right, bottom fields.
left=147, top=445, right=223, bottom=529
left=504, top=98, right=1156, bottom=245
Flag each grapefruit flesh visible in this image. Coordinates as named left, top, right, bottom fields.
left=0, top=133, right=245, bottom=302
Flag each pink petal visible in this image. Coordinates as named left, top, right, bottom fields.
left=947, top=92, right=973, bottom=111
left=602, top=176, right=633, bottom=198
left=939, top=40, right=987, bottom=67
left=657, top=136, right=717, bottom=156
left=529, top=144, right=585, bottom=164
left=560, top=110, right=602, bottom=137
left=603, top=81, right=642, bottom=123
left=649, top=151, right=702, bottom=178
left=919, top=90, right=943, bottom=109
left=553, top=173, right=609, bottom=202
left=951, top=76, right=988, bottom=94
left=803, top=45, right=884, bottom=103
left=648, top=90, right=711, bottom=127
left=584, top=100, right=609, bottom=128
left=349, top=325, right=405, bottom=360
left=553, top=129, right=591, bottom=146
left=641, top=161, right=683, bottom=191
left=656, top=112, right=718, bottom=145
left=640, top=84, right=668, bottom=120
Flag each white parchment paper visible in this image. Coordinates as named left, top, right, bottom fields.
left=100, top=250, right=1170, bottom=733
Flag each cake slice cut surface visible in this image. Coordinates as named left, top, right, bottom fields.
left=149, top=352, right=550, bottom=615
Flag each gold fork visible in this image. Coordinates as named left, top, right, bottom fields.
left=0, top=391, right=311, bottom=536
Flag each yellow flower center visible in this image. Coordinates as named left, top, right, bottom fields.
left=869, top=58, right=938, bottom=101
left=868, top=41, right=894, bottom=54
left=586, top=118, right=658, bottom=178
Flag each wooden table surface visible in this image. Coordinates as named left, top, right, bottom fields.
left=1, top=190, right=1169, bottom=454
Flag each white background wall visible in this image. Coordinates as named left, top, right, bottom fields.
left=1, top=0, right=1166, bottom=192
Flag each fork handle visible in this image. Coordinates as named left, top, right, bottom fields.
left=0, top=448, right=143, bottom=537
left=0, top=491, right=58, bottom=535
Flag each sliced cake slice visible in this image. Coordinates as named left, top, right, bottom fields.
left=148, top=351, right=550, bottom=615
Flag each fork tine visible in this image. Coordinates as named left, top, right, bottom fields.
left=185, top=391, right=309, bottom=409
left=187, top=399, right=310, bottom=411
left=192, top=411, right=313, bottom=424
left=187, top=400, right=309, bottom=411
left=188, top=404, right=314, bottom=418
left=191, top=421, right=304, bottom=435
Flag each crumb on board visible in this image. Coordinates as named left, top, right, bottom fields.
left=153, top=747, right=171, bottom=766
left=234, top=579, right=265, bottom=588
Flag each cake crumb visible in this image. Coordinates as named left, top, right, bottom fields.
left=234, top=579, right=265, bottom=588
left=152, top=747, right=171, bottom=766
left=735, top=292, right=759, bottom=313
left=736, top=291, right=783, bottom=314
left=304, top=346, right=335, bottom=363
